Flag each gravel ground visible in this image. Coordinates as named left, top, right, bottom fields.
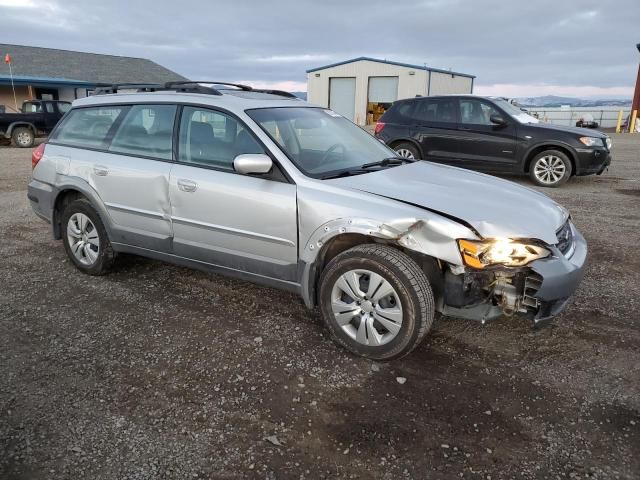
left=1, top=135, right=639, bottom=480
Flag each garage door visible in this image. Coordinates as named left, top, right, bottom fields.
left=368, top=77, right=399, bottom=103
left=329, top=77, right=356, bottom=121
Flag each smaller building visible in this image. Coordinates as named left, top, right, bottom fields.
left=306, top=57, right=475, bottom=125
left=0, top=44, right=186, bottom=112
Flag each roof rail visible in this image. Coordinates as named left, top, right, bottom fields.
left=252, top=89, right=299, bottom=99
left=93, top=83, right=163, bottom=95
left=165, top=81, right=252, bottom=92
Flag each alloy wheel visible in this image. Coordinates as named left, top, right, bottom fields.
left=395, top=148, right=415, bottom=160
left=67, top=213, right=100, bottom=266
left=330, top=269, right=403, bottom=346
left=533, top=155, right=566, bottom=185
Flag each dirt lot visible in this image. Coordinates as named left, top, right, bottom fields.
left=1, top=135, right=639, bottom=480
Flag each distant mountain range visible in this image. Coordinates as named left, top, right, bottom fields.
left=291, top=91, right=307, bottom=100
left=515, top=95, right=631, bottom=107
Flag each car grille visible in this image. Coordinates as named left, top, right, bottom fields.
left=556, top=221, right=574, bottom=256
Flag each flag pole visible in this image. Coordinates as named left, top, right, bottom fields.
left=8, top=60, right=18, bottom=112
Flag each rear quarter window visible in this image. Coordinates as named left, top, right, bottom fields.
left=51, top=107, right=124, bottom=148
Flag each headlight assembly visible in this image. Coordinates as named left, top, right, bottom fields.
left=457, top=239, right=551, bottom=269
left=579, top=136, right=604, bottom=147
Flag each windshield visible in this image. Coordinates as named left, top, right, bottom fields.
left=491, top=98, right=539, bottom=124
left=246, top=107, right=398, bottom=178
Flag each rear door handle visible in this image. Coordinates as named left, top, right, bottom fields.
left=93, top=165, right=109, bottom=176
left=177, top=179, right=198, bottom=193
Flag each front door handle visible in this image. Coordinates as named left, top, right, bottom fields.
left=93, top=165, right=109, bottom=176
left=177, top=179, right=198, bottom=193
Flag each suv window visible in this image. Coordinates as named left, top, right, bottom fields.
left=386, top=101, right=416, bottom=124
left=53, top=107, right=124, bottom=148
left=44, top=102, right=55, bottom=113
left=109, top=105, right=176, bottom=160
left=459, top=99, right=501, bottom=125
left=178, top=107, right=264, bottom=170
left=413, top=99, right=457, bottom=124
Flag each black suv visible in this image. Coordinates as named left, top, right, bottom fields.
left=375, top=95, right=612, bottom=187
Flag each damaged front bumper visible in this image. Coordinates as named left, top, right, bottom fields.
left=440, top=228, right=587, bottom=326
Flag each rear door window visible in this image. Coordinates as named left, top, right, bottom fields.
left=52, top=107, right=124, bottom=148
left=413, top=99, right=457, bottom=125
left=109, top=105, right=177, bottom=160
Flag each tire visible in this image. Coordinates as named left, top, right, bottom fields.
left=529, top=149, right=572, bottom=188
left=61, top=199, right=116, bottom=275
left=318, top=244, right=435, bottom=360
left=393, top=142, right=420, bottom=160
left=11, top=127, right=35, bottom=148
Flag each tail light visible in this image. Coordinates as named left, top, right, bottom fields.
left=32, top=143, right=45, bottom=170
left=374, top=122, right=385, bottom=136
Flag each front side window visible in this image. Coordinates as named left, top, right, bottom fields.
left=53, top=107, right=124, bottom=148
left=247, top=107, right=398, bottom=178
left=413, top=99, right=457, bottom=124
left=44, top=102, right=55, bottom=113
left=178, top=107, right=264, bottom=170
left=459, top=99, right=501, bottom=125
left=109, top=105, right=176, bottom=160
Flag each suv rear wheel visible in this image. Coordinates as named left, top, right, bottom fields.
left=529, top=150, right=572, bottom=187
left=318, top=244, right=434, bottom=360
left=61, top=199, right=115, bottom=275
left=393, top=142, right=420, bottom=160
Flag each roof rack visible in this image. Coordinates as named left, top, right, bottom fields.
left=93, top=83, right=163, bottom=95
left=91, top=81, right=299, bottom=99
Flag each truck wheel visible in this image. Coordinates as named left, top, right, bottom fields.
left=318, top=244, right=435, bottom=360
left=393, top=142, right=420, bottom=160
left=529, top=150, right=572, bottom=188
left=61, top=199, right=116, bottom=275
left=11, top=127, right=35, bottom=148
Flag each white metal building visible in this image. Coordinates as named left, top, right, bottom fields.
left=306, top=57, right=475, bottom=125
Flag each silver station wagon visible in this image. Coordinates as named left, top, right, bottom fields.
left=28, top=82, right=587, bottom=360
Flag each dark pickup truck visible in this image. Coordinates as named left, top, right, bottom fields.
left=0, top=100, right=71, bottom=148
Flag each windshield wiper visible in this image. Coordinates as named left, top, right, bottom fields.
left=321, top=169, right=370, bottom=179
left=360, top=156, right=415, bottom=169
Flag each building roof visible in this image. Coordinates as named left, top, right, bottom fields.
left=306, top=56, right=475, bottom=78
left=0, top=43, right=187, bottom=85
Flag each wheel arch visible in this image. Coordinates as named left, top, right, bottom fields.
left=524, top=143, right=577, bottom=176
left=300, top=219, right=447, bottom=308
left=8, top=122, right=37, bottom=137
left=51, top=180, right=114, bottom=240
left=387, top=138, right=424, bottom=159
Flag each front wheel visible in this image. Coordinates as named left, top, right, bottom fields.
left=529, top=150, right=572, bottom=187
left=318, top=244, right=434, bottom=360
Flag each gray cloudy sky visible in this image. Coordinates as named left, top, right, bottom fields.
left=1, top=0, right=638, bottom=98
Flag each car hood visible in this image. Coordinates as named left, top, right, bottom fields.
left=329, top=162, right=567, bottom=245
left=526, top=121, right=608, bottom=138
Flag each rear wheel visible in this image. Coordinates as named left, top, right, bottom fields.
left=393, top=142, right=420, bottom=160
left=11, top=127, right=34, bottom=148
left=319, top=244, right=434, bottom=360
left=61, top=199, right=115, bottom=275
left=529, top=150, right=572, bottom=188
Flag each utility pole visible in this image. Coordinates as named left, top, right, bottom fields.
left=630, top=44, right=640, bottom=132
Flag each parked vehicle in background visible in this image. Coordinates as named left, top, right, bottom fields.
left=0, top=100, right=71, bottom=147
left=28, top=82, right=587, bottom=360
left=575, top=113, right=599, bottom=128
left=375, top=95, right=612, bottom=188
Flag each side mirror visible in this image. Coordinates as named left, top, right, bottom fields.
left=490, top=114, right=506, bottom=126
left=233, top=153, right=273, bottom=175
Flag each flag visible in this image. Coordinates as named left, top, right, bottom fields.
left=4, top=53, right=11, bottom=64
